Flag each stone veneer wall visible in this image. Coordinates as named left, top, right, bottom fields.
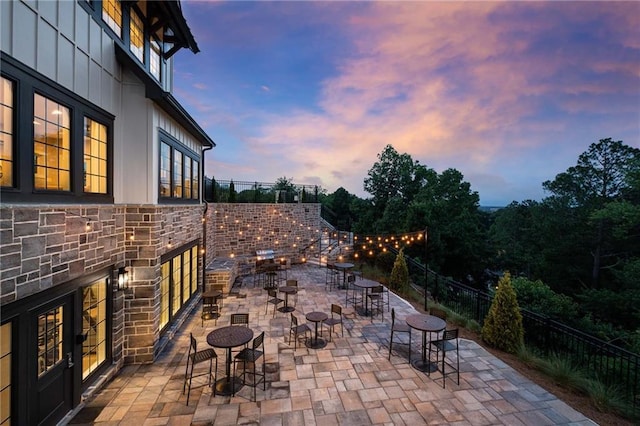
left=204, top=203, right=323, bottom=266
left=0, top=204, right=205, bottom=365
left=123, top=205, right=204, bottom=363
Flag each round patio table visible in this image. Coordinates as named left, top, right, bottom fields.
left=305, top=311, right=328, bottom=349
left=206, top=325, right=253, bottom=395
left=352, top=280, right=380, bottom=315
left=278, top=286, right=297, bottom=312
left=405, top=314, right=446, bottom=373
left=334, top=262, right=354, bottom=288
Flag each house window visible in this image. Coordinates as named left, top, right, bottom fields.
left=1, top=57, right=114, bottom=203
left=160, top=243, right=199, bottom=333
left=160, top=142, right=171, bottom=197
left=184, top=157, right=192, bottom=199
left=159, top=132, right=200, bottom=203
left=37, top=306, right=64, bottom=377
left=129, top=10, right=144, bottom=63
left=84, top=118, right=108, bottom=194
left=33, top=93, right=71, bottom=191
left=159, top=262, right=170, bottom=331
left=0, top=322, right=11, bottom=426
left=150, top=38, right=161, bottom=82
left=82, top=279, right=107, bottom=380
left=173, top=150, right=182, bottom=198
left=0, top=77, right=14, bottom=188
left=102, top=0, right=122, bottom=38
left=192, top=161, right=199, bottom=200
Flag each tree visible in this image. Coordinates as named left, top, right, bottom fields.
left=228, top=179, right=236, bottom=203
left=363, top=145, right=430, bottom=211
left=542, top=138, right=640, bottom=287
left=481, top=272, right=524, bottom=354
left=389, top=247, right=409, bottom=293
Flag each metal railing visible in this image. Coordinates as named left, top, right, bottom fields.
left=402, top=255, right=639, bottom=413
left=204, top=178, right=321, bottom=203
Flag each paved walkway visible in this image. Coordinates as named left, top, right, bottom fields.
left=66, top=264, right=597, bottom=425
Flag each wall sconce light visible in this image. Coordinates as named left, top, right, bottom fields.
left=116, top=267, right=129, bottom=291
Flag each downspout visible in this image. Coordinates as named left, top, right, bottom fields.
left=201, top=144, right=214, bottom=293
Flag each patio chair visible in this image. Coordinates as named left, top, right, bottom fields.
left=233, top=331, right=266, bottom=401
left=429, top=328, right=460, bottom=388
left=277, top=258, right=288, bottom=284
left=367, top=285, right=385, bottom=321
left=201, top=294, right=219, bottom=327
left=286, top=279, right=299, bottom=306
left=289, top=313, right=311, bottom=350
left=388, top=308, right=411, bottom=362
left=345, top=274, right=360, bottom=308
left=265, top=289, right=284, bottom=318
left=325, top=262, right=340, bottom=290
left=230, top=313, right=250, bottom=326
left=183, top=333, right=218, bottom=405
left=323, top=304, right=344, bottom=341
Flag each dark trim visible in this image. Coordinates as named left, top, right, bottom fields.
left=1, top=266, right=115, bottom=424
left=158, top=240, right=200, bottom=335
left=158, top=130, right=202, bottom=204
left=0, top=54, right=115, bottom=204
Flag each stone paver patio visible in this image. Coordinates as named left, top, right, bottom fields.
left=65, top=264, right=597, bottom=426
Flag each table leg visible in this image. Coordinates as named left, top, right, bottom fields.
left=214, top=347, right=243, bottom=396
left=306, top=321, right=327, bottom=349
left=410, top=331, right=437, bottom=373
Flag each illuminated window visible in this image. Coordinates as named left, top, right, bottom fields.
left=0, top=322, right=11, bottom=426
left=160, top=142, right=170, bottom=197
left=84, top=118, right=108, bottom=194
left=37, top=306, right=64, bottom=377
left=182, top=253, right=191, bottom=303
left=150, top=38, right=161, bottom=81
left=129, top=10, right=144, bottom=63
left=102, top=0, right=122, bottom=38
left=82, top=279, right=107, bottom=380
left=172, top=257, right=181, bottom=315
left=0, top=77, right=14, bottom=188
left=159, top=132, right=200, bottom=202
left=2, top=57, right=113, bottom=202
left=159, top=244, right=199, bottom=333
left=33, top=94, right=71, bottom=191
left=184, top=157, right=192, bottom=199
left=191, top=246, right=198, bottom=294
left=173, top=150, right=182, bottom=198
left=192, top=161, right=199, bottom=200
left=160, top=262, right=170, bottom=331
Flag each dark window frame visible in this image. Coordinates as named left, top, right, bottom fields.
left=0, top=54, right=114, bottom=204
left=159, top=240, right=199, bottom=335
left=158, top=129, right=200, bottom=204
left=79, top=0, right=167, bottom=88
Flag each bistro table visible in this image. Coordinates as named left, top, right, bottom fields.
left=206, top=325, right=254, bottom=395
left=334, top=262, right=354, bottom=289
left=202, top=289, right=222, bottom=305
left=353, top=280, right=380, bottom=316
left=305, top=311, right=328, bottom=349
left=405, top=314, right=446, bottom=373
left=278, top=286, right=297, bottom=313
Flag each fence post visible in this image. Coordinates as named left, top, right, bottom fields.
left=475, top=289, right=481, bottom=323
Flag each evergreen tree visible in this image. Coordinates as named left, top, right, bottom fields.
left=481, top=272, right=524, bottom=354
left=389, top=248, right=409, bottom=293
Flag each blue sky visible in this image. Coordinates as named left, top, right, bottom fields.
left=174, top=1, right=640, bottom=206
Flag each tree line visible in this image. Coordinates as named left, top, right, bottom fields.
left=320, top=139, right=640, bottom=352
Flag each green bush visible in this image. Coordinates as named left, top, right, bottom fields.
left=512, top=277, right=578, bottom=321
left=389, top=248, right=409, bottom=292
left=481, top=272, right=524, bottom=354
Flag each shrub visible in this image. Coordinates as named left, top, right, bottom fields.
left=481, top=272, right=524, bottom=354
left=389, top=248, right=409, bottom=292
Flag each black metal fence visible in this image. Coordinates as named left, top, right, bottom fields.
left=403, top=256, right=640, bottom=412
left=204, top=178, right=321, bottom=203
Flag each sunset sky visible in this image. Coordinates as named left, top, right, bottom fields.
left=174, top=1, right=640, bottom=206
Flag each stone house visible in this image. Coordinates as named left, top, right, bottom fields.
left=0, top=1, right=214, bottom=424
